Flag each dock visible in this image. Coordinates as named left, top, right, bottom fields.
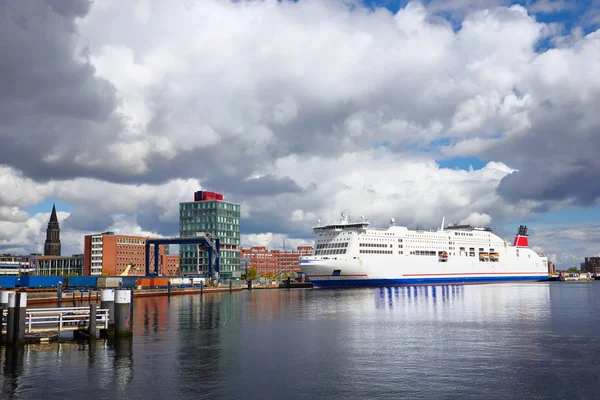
left=1, top=306, right=109, bottom=344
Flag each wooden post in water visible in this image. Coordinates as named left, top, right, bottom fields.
left=167, top=281, right=171, bottom=298
left=88, top=304, right=97, bottom=340
left=57, top=282, right=63, bottom=304
left=229, top=280, right=232, bottom=292
left=114, top=290, right=132, bottom=337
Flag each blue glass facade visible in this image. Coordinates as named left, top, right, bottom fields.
left=179, top=200, right=241, bottom=278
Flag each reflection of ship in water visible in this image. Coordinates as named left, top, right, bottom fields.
left=375, top=285, right=465, bottom=309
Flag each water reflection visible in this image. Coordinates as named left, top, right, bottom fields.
left=1, top=345, right=24, bottom=399
left=113, top=338, right=133, bottom=396
left=1, top=285, right=599, bottom=400
left=375, top=285, right=466, bottom=309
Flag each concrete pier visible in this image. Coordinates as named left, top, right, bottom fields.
left=114, top=290, right=132, bottom=337
left=100, top=289, right=115, bottom=325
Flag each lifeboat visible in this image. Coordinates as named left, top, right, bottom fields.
left=479, top=252, right=489, bottom=260
left=439, top=251, right=449, bottom=261
left=489, top=252, right=499, bottom=261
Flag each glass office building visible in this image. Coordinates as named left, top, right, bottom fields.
left=179, top=191, right=241, bottom=279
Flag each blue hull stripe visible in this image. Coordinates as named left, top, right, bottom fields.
left=310, top=275, right=549, bottom=288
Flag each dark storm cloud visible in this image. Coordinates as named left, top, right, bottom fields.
left=204, top=174, right=303, bottom=197
left=63, top=207, right=113, bottom=232
left=136, top=211, right=179, bottom=237
left=494, top=93, right=600, bottom=207
left=498, top=164, right=600, bottom=206
left=0, top=0, right=121, bottom=179
left=46, top=0, right=92, bottom=18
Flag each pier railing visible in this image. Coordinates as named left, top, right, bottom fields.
left=1, top=306, right=109, bottom=333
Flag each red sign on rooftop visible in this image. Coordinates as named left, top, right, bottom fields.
left=194, top=191, right=224, bottom=201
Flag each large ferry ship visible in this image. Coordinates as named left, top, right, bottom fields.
left=300, top=212, right=549, bottom=288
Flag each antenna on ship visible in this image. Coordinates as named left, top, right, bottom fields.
left=440, top=216, right=445, bottom=231
left=390, top=218, right=396, bottom=227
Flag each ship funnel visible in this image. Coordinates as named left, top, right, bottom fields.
left=513, top=224, right=529, bottom=247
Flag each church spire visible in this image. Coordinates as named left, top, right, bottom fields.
left=49, top=203, right=58, bottom=224
left=44, top=203, right=61, bottom=256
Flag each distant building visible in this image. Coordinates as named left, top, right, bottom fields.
left=162, top=254, right=180, bottom=276
left=83, top=232, right=174, bottom=276
left=0, top=254, right=36, bottom=275
left=35, top=254, right=84, bottom=276
left=44, top=204, right=61, bottom=256
left=581, top=257, right=600, bottom=275
left=179, top=191, right=241, bottom=279
left=241, top=245, right=313, bottom=277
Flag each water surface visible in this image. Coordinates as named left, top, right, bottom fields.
left=2, top=282, right=599, bottom=399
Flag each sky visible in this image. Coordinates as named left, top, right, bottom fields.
left=1, top=0, right=600, bottom=268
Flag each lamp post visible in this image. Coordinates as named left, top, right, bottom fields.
left=34, top=241, right=39, bottom=275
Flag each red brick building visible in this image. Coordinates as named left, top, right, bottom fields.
left=582, top=257, right=600, bottom=275
left=162, top=254, right=181, bottom=276
left=241, top=245, right=313, bottom=276
left=83, top=232, right=180, bottom=276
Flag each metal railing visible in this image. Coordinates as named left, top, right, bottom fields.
left=1, top=306, right=109, bottom=333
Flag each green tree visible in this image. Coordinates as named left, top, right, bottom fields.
left=566, top=266, right=579, bottom=273
left=246, top=267, right=257, bottom=281
left=263, top=271, right=275, bottom=281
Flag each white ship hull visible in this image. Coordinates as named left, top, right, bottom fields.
left=300, top=215, right=548, bottom=288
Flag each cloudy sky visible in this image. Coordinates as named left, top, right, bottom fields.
left=1, top=0, right=599, bottom=267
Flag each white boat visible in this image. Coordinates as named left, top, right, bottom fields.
left=300, top=213, right=549, bottom=288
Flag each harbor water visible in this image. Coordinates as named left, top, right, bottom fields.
left=2, top=282, right=600, bottom=399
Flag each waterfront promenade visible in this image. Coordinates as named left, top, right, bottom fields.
left=1, top=282, right=599, bottom=400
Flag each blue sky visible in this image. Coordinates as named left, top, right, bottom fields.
left=364, top=0, right=599, bottom=33
left=27, top=200, right=75, bottom=215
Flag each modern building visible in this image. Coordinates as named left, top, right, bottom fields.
left=83, top=232, right=172, bottom=276
left=179, top=191, right=241, bottom=279
left=44, top=204, right=61, bottom=256
left=241, top=245, right=313, bottom=277
left=35, top=254, right=84, bottom=276
left=581, top=257, right=600, bottom=275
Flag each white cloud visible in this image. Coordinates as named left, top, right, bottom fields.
left=459, top=212, right=492, bottom=226
left=241, top=232, right=312, bottom=251
left=1, top=0, right=600, bottom=265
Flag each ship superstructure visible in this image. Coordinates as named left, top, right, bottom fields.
left=300, top=212, right=549, bottom=287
